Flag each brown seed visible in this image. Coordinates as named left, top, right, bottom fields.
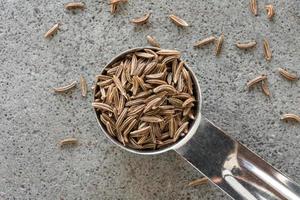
left=177, top=75, right=184, bottom=92
left=131, top=76, right=139, bottom=95
left=135, top=52, right=155, bottom=59
left=100, top=88, right=106, bottom=100
left=96, top=74, right=112, bottom=81
left=128, top=104, right=145, bottom=116
left=125, top=98, right=145, bottom=107
left=130, top=126, right=151, bottom=137
left=146, top=79, right=168, bottom=85
left=167, top=73, right=173, bottom=85
left=109, top=0, right=128, bottom=4
left=105, top=121, right=116, bottom=137
left=153, top=84, right=177, bottom=94
left=263, top=39, right=272, bottom=61
left=157, top=139, right=175, bottom=148
left=150, top=124, right=157, bottom=144
left=144, top=49, right=158, bottom=59
left=278, top=68, right=298, bottom=81
left=115, top=63, right=124, bottom=78
left=141, top=116, right=163, bottom=123
left=161, top=55, right=180, bottom=65
left=131, top=13, right=151, bottom=25
left=131, top=90, right=153, bottom=100
left=265, top=5, right=275, bottom=20
left=97, top=79, right=113, bottom=87
left=261, top=80, right=270, bottom=97
left=183, top=106, right=192, bottom=116
left=188, top=112, right=195, bottom=120
left=146, top=35, right=160, bottom=48
left=168, top=97, right=183, bottom=107
left=169, top=14, right=189, bottom=27
left=112, top=87, right=120, bottom=106
left=110, top=3, right=118, bottom=13
left=107, top=66, right=119, bottom=75
left=157, top=49, right=181, bottom=56
left=146, top=72, right=165, bottom=79
left=144, top=97, right=162, bottom=113
left=106, top=88, right=114, bottom=105
left=113, top=75, right=128, bottom=99
left=182, top=68, right=193, bottom=95
left=116, top=108, right=128, bottom=129
left=92, top=102, right=113, bottom=113
left=80, top=75, right=87, bottom=97
left=123, top=119, right=138, bottom=143
left=59, top=138, right=78, bottom=146
left=281, top=114, right=300, bottom=123
left=215, top=33, right=224, bottom=56
left=194, top=36, right=216, bottom=48
left=247, top=74, right=267, bottom=89
left=64, top=2, right=85, bottom=10
left=174, top=61, right=184, bottom=83
left=143, top=61, right=158, bottom=75
left=44, top=23, right=60, bottom=38
left=142, top=143, right=156, bottom=149
left=146, top=91, right=168, bottom=102
left=53, top=81, right=77, bottom=93
left=173, top=122, right=189, bottom=141
left=130, top=54, right=137, bottom=75
left=236, top=41, right=257, bottom=49
left=174, top=92, right=191, bottom=99
left=101, top=113, right=116, bottom=128
left=250, top=0, right=258, bottom=16
left=182, top=97, right=196, bottom=107
left=169, top=116, right=175, bottom=138
left=188, top=177, right=209, bottom=187
left=119, top=115, right=137, bottom=132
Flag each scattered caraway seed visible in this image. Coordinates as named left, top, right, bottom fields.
left=250, top=0, right=258, bottom=16
left=93, top=48, right=197, bottom=150
left=215, top=33, right=224, bottom=56
left=44, top=23, right=60, bottom=38
left=278, top=68, right=298, bottom=81
left=64, top=2, right=85, bottom=10
left=169, top=14, right=189, bottom=27
left=281, top=114, right=300, bottom=123
left=265, top=5, right=275, bottom=20
left=188, top=177, right=209, bottom=187
left=131, top=13, right=151, bottom=25
left=53, top=81, right=77, bottom=93
left=261, top=80, right=270, bottom=97
left=110, top=3, right=117, bottom=13
left=146, top=35, right=160, bottom=48
left=193, top=36, right=216, bottom=48
left=109, top=0, right=128, bottom=4
left=247, top=74, right=267, bottom=89
left=80, top=75, right=87, bottom=97
left=59, top=138, right=78, bottom=147
left=109, top=0, right=127, bottom=14
left=263, top=39, right=272, bottom=61
left=236, top=41, right=257, bottom=49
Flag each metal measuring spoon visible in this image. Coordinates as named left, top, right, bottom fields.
left=93, top=47, right=300, bottom=200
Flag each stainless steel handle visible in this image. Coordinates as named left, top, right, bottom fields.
left=175, top=117, right=300, bottom=200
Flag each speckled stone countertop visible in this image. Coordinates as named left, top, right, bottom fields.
left=0, top=0, right=299, bottom=199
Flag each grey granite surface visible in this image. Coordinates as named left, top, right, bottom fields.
left=0, top=0, right=299, bottom=199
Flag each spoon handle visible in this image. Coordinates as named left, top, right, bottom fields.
left=175, top=117, right=300, bottom=200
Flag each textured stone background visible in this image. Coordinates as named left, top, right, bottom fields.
left=0, top=0, right=299, bottom=199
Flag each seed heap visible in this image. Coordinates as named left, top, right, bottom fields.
left=93, top=48, right=196, bottom=150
